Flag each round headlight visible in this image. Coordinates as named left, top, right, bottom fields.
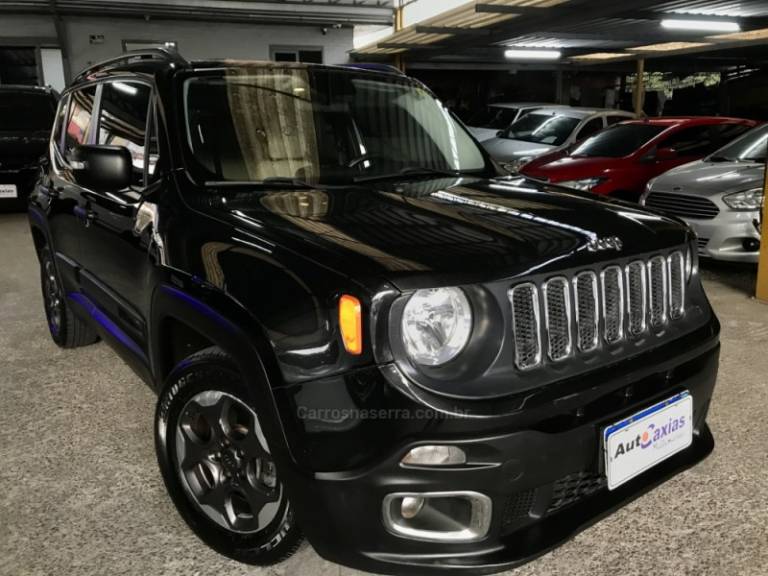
left=401, top=288, right=472, bottom=367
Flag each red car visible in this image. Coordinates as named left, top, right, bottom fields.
left=520, top=116, right=758, bottom=200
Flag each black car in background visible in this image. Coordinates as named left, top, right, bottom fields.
left=0, top=85, right=58, bottom=211
left=28, top=50, right=720, bottom=575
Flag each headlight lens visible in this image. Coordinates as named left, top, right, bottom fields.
left=503, top=156, right=533, bottom=173
left=723, top=188, right=764, bottom=211
left=558, top=177, right=606, bottom=192
left=401, top=288, right=472, bottom=366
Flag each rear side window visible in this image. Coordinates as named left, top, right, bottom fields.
left=98, top=81, right=152, bottom=187
left=658, top=124, right=748, bottom=156
left=63, top=85, right=97, bottom=158
left=606, top=114, right=627, bottom=126
left=51, top=93, right=69, bottom=153
left=577, top=117, right=603, bottom=140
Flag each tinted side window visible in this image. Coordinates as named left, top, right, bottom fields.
left=98, top=81, right=152, bottom=186
left=51, top=93, right=69, bottom=153
left=606, top=114, right=627, bottom=126
left=63, top=86, right=97, bottom=158
left=577, top=117, right=603, bottom=140
left=659, top=125, right=716, bottom=156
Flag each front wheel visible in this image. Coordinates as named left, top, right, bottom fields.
left=155, top=347, right=302, bottom=565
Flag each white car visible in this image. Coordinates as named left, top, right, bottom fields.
left=466, top=102, right=556, bottom=142
left=482, top=107, right=636, bottom=172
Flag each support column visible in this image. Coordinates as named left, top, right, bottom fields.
left=555, top=69, right=563, bottom=104
left=633, top=58, right=645, bottom=116
left=756, top=159, right=768, bottom=302
left=393, top=1, right=405, bottom=71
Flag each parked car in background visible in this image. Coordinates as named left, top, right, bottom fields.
left=641, top=122, right=767, bottom=263
left=0, top=85, right=58, bottom=211
left=521, top=117, right=757, bottom=201
left=482, top=107, right=635, bottom=172
left=466, top=102, right=556, bottom=142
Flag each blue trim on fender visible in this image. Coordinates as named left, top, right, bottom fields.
left=28, top=205, right=48, bottom=229
left=160, top=284, right=238, bottom=334
left=67, top=292, right=148, bottom=363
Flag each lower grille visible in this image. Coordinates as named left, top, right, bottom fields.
left=645, top=192, right=719, bottom=220
left=696, top=237, right=710, bottom=252
left=501, top=489, right=536, bottom=526
left=548, top=471, right=606, bottom=514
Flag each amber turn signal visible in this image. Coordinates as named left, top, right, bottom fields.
left=339, top=294, right=363, bottom=355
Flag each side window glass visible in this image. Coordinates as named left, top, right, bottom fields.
left=51, top=93, right=69, bottom=153
left=146, top=102, right=160, bottom=182
left=63, top=86, right=97, bottom=158
left=659, top=126, right=710, bottom=155
left=98, top=81, right=152, bottom=187
left=577, top=117, right=603, bottom=140
left=606, top=115, right=626, bottom=126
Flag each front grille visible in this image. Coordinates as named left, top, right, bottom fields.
left=548, top=471, right=606, bottom=513
left=508, top=251, right=686, bottom=370
left=501, top=489, right=536, bottom=526
left=645, top=192, right=720, bottom=220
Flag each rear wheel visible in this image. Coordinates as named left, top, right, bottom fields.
left=155, top=347, right=302, bottom=565
left=40, top=247, right=99, bottom=348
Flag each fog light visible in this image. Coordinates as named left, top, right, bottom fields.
left=382, top=491, right=492, bottom=542
left=742, top=238, right=760, bottom=252
left=400, top=496, right=425, bottom=519
left=401, top=445, right=466, bottom=467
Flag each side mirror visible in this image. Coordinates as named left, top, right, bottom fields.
left=71, top=145, right=132, bottom=192
left=496, top=130, right=505, bottom=138
left=655, top=147, right=677, bottom=161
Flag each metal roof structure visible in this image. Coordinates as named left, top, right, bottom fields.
left=0, top=0, right=395, bottom=26
left=353, top=0, right=768, bottom=68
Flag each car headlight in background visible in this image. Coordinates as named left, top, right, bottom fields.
left=557, top=177, right=606, bottom=192
left=723, top=188, right=764, bottom=211
left=503, top=156, right=533, bottom=173
left=401, top=288, right=472, bottom=366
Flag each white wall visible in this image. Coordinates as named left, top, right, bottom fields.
left=65, top=17, right=354, bottom=75
left=0, top=15, right=355, bottom=83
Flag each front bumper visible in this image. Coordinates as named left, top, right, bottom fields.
left=280, top=326, right=720, bottom=575
left=683, top=211, right=760, bottom=263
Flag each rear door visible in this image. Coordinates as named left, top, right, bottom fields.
left=74, top=79, right=157, bottom=354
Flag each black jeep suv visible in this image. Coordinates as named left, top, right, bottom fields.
left=0, top=85, right=58, bottom=211
left=28, top=49, right=720, bottom=575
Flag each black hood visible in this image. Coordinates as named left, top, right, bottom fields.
left=207, top=176, right=690, bottom=290
left=0, top=131, right=49, bottom=169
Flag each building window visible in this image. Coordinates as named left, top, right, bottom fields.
left=270, top=47, right=323, bottom=64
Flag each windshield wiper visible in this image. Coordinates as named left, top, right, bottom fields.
left=353, top=166, right=472, bottom=184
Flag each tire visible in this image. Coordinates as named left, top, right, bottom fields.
left=40, top=247, right=99, bottom=348
left=155, top=347, right=302, bottom=566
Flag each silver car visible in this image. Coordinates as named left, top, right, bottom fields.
left=641, top=123, right=766, bottom=263
left=481, top=107, right=636, bottom=172
left=465, top=102, right=556, bottom=142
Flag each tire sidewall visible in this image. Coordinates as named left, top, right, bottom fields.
left=155, top=352, right=297, bottom=563
left=39, top=247, right=67, bottom=346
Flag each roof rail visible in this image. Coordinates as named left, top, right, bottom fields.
left=73, top=48, right=188, bottom=83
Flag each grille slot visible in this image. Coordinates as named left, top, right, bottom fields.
left=573, top=271, right=599, bottom=352
left=625, top=261, right=647, bottom=336
left=601, top=266, right=624, bottom=344
left=509, top=283, right=542, bottom=370
left=645, top=192, right=720, bottom=220
left=668, top=251, right=685, bottom=320
left=548, top=471, right=606, bottom=514
left=543, top=277, right=572, bottom=361
left=696, top=237, right=709, bottom=252
left=647, top=256, right=668, bottom=328
left=501, top=489, right=536, bottom=526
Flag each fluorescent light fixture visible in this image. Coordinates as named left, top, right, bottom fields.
left=505, top=49, right=561, bottom=60
left=661, top=18, right=740, bottom=32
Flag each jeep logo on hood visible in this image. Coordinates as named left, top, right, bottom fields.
left=587, top=236, right=623, bottom=252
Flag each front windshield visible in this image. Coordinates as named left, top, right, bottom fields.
left=183, top=67, right=488, bottom=184
left=709, top=124, right=768, bottom=163
left=571, top=124, right=666, bottom=158
left=502, top=112, right=580, bottom=146
left=468, top=106, right=519, bottom=129
left=0, top=92, right=56, bottom=131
